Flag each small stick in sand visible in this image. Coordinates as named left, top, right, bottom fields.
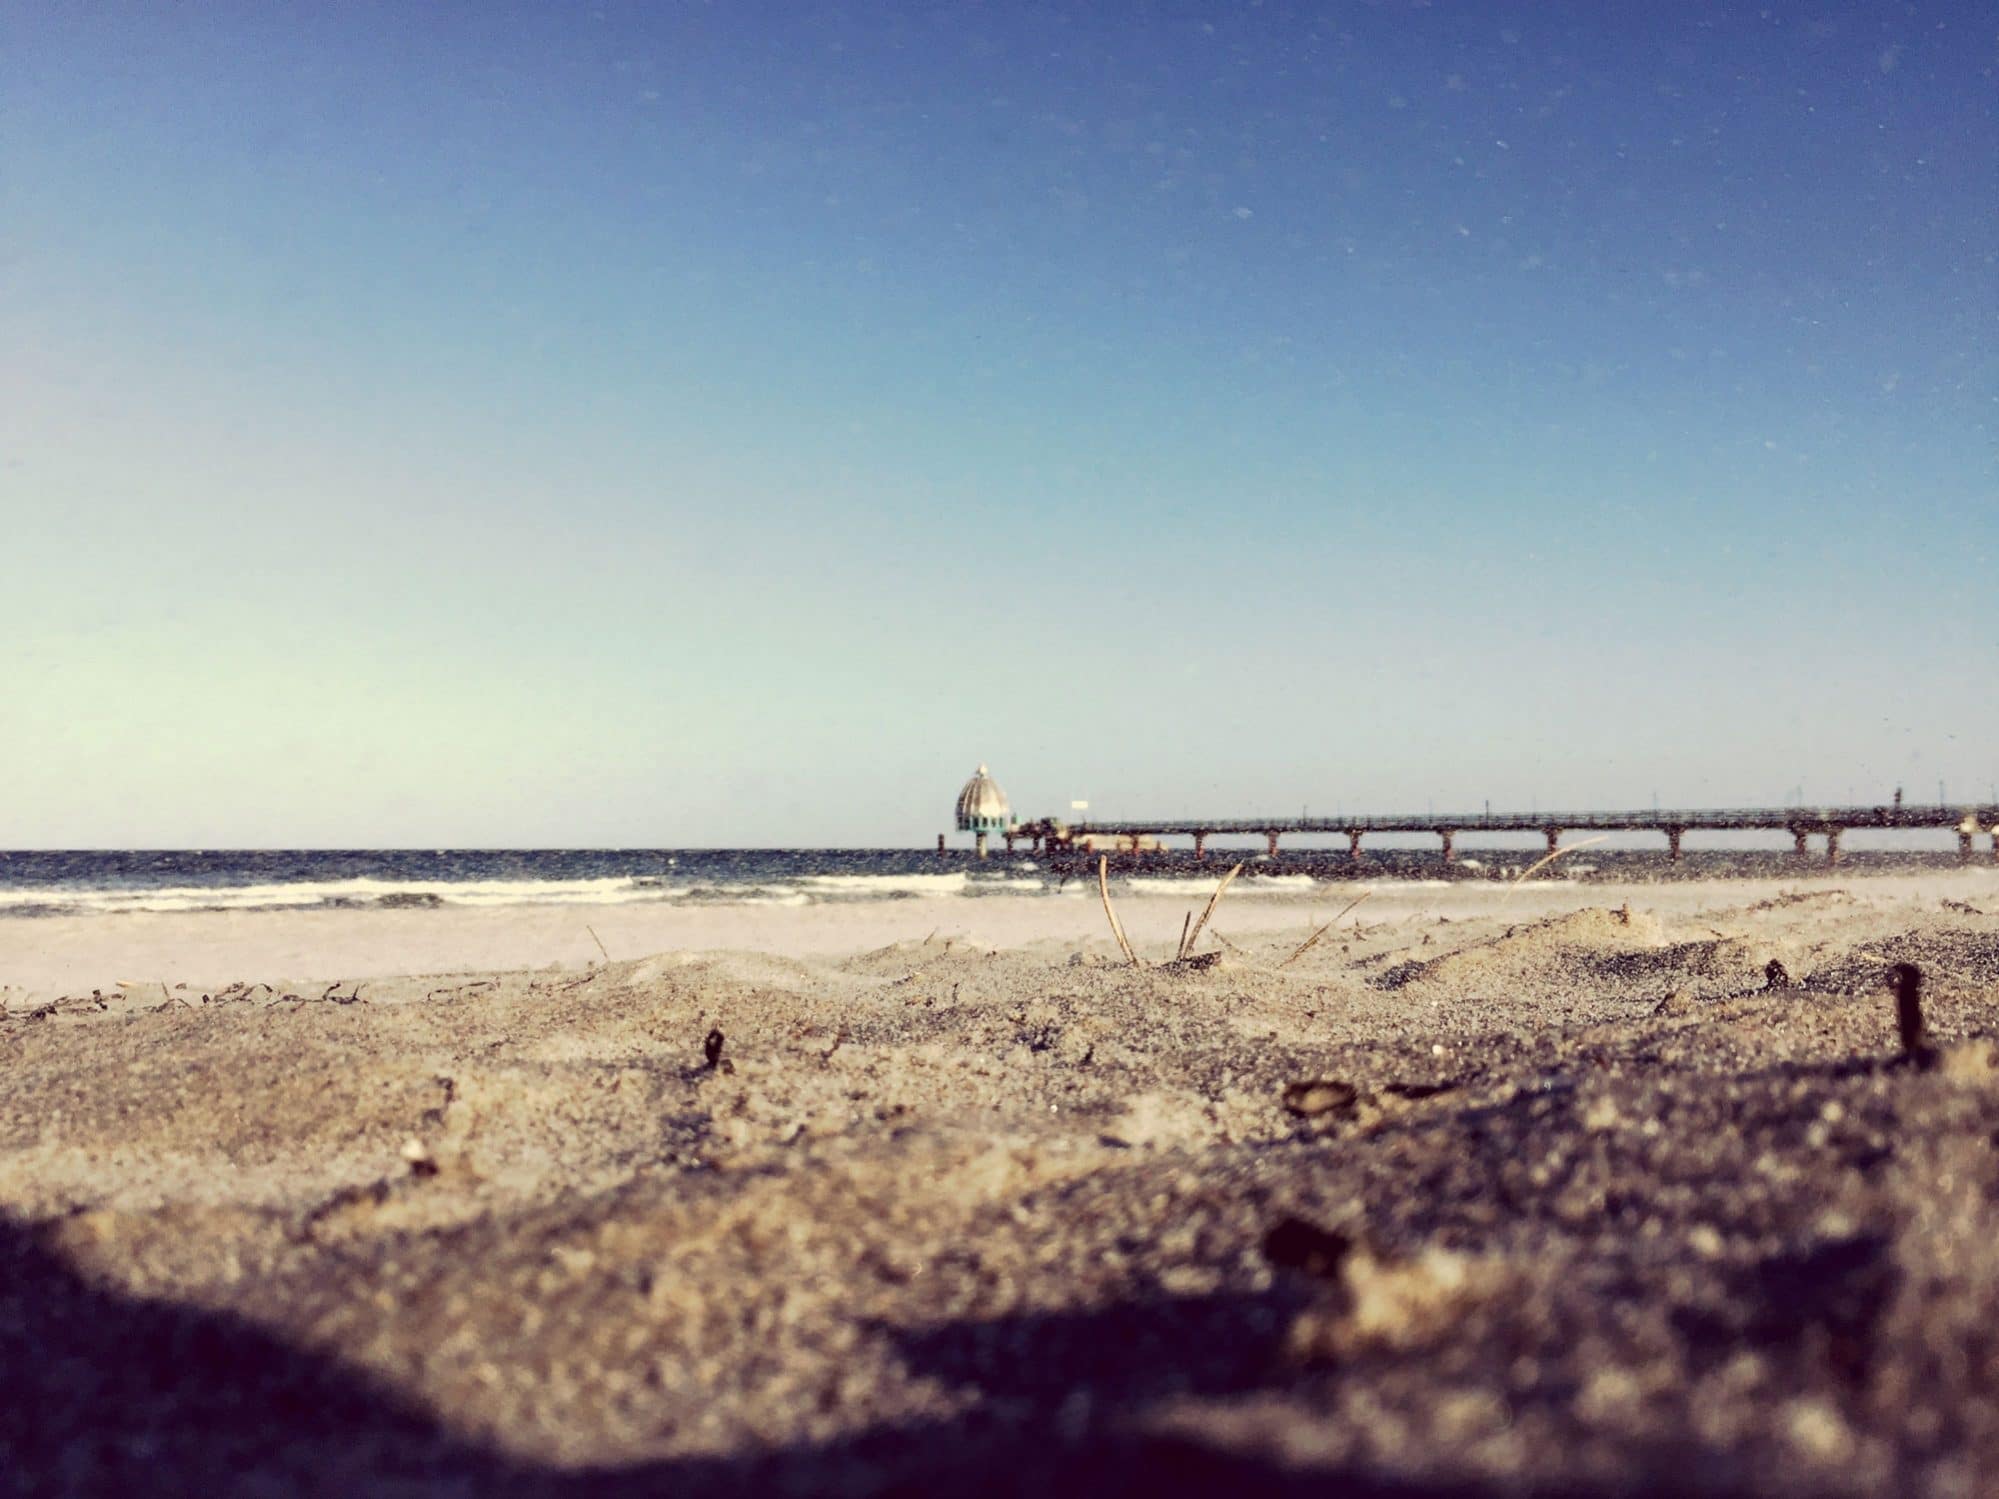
left=586, top=925, right=610, bottom=964
left=1889, top=962, right=1929, bottom=1061
left=1097, top=857, right=1140, bottom=966
left=1503, top=835, right=1609, bottom=901
left=1178, top=911, right=1193, bottom=960
left=1278, top=889, right=1375, bottom=969
left=1181, top=862, right=1244, bottom=959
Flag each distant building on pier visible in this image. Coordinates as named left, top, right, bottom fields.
left=954, top=764, right=1012, bottom=858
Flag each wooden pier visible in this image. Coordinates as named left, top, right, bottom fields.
left=1004, top=804, right=1999, bottom=866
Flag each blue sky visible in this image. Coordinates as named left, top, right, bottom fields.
left=3, top=2, right=1993, bottom=846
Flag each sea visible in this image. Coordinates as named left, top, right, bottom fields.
left=0, top=845, right=1973, bottom=918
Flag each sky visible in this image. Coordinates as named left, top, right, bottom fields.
left=2, top=2, right=1993, bottom=847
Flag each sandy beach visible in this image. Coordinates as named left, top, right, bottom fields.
left=5, top=868, right=1999, bottom=1494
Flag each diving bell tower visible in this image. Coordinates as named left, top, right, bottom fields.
left=953, top=764, right=1012, bottom=859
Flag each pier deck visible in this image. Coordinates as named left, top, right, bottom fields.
left=1007, top=804, right=1999, bottom=865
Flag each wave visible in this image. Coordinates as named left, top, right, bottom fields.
left=0, top=865, right=1459, bottom=917
left=1122, top=874, right=1328, bottom=896
left=795, top=872, right=1052, bottom=898
left=796, top=873, right=973, bottom=896
left=0, top=870, right=1049, bottom=916
left=0, top=876, right=679, bottom=916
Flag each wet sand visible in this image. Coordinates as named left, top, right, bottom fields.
left=4, top=869, right=1998, bottom=1494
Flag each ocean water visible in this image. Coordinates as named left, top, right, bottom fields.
left=0, top=851, right=991, bottom=917
left=0, top=846, right=1973, bottom=917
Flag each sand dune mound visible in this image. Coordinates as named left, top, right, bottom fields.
left=620, top=950, right=828, bottom=993
left=1583, top=934, right=1811, bottom=1000
left=1744, top=887, right=1859, bottom=913
left=834, top=935, right=1004, bottom=978
left=1376, top=906, right=1666, bottom=993
left=1805, top=928, right=1999, bottom=997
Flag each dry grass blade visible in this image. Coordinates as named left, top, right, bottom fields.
left=1097, top=856, right=1140, bottom=966
left=1180, top=862, right=1244, bottom=959
left=1178, top=911, right=1193, bottom=961
left=586, top=925, right=611, bottom=963
left=1278, top=889, right=1374, bottom=969
left=1503, top=835, right=1609, bottom=901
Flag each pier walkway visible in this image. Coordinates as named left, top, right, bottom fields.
left=1008, top=804, right=1999, bottom=865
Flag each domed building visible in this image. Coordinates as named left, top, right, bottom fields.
left=954, top=764, right=1012, bottom=858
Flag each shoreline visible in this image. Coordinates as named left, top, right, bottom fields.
left=4, top=865, right=1994, bottom=1004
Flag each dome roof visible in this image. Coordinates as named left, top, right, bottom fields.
left=955, top=764, right=1011, bottom=832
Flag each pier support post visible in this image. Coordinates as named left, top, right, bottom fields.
left=1348, top=829, right=1364, bottom=863
left=1004, top=832, right=1017, bottom=854
left=1792, top=828, right=1810, bottom=860
left=975, top=832, right=989, bottom=860
left=937, top=833, right=946, bottom=854
left=1825, top=828, right=1842, bottom=866
left=1960, top=830, right=1975, bottom=860
left=1266, top=830, right=1280, bottom=859
left=1991, top=832, right=1999, bottom=863
left=1439, top=830, right=1456, bottom=864
left=1127, top=833, right=1144, bottom=856
left=1666, top=827, right=1684, bottom=862
left=1193, top=831, right=1208, bottom=862
left=1544, top=828, right=1562, bottom=856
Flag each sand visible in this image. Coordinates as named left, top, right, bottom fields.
left=4, top=869, right=1999, bottom=1495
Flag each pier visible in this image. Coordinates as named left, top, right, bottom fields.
left=1003, top=804, right=1999, bottom=866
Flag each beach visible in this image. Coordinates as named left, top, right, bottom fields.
left=5, top=868, right=1999, bottom=1494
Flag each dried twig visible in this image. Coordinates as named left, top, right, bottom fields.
left=1097, top=856, right=1140, bottom=966
left=1181, top=862, right=1244, bottom=959
left=1503, top=835, right=1609, bottom=899
left=1278, top=889, right=1374, bottom=969
left=1178, top=911, right=1193, bottom=960
left=426, top=978, right=499, bottom=1001
left=586, top=925, right=610, bottom=964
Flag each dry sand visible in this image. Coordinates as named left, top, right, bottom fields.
left=4, top=869, right=1999, bottom=1495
